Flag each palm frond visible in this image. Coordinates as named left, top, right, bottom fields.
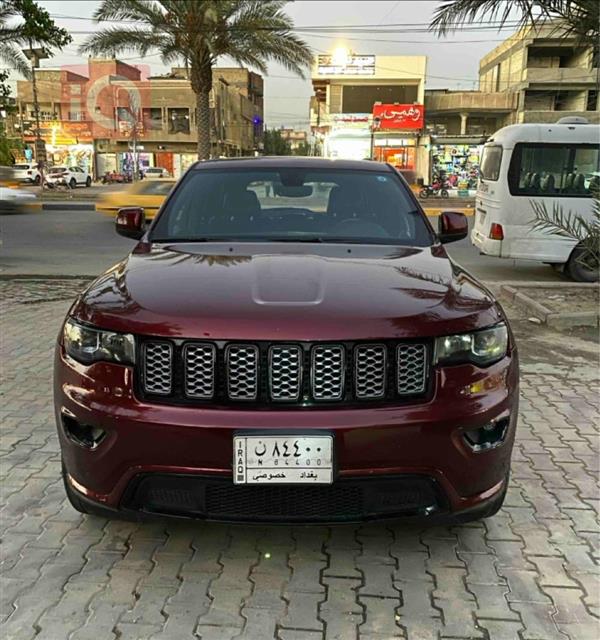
left=79, top=27, right=168, bottom=57
left=531, top=198, right=600, bottom=270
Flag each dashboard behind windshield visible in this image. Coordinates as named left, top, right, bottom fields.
left=150, top=168, right=433, bottom=246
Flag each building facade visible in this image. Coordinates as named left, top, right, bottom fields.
left=10, top=59, right=264, bottom=177
left=279, top=128, right=308, bottom=150
left=310, top=54, right=427, bottom=178
left=479, top=23, right=599, bottom=124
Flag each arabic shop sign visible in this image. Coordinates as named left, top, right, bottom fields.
left=372, top=103, right=424, bottom=130
left=317, top=54, right=375, bottom=76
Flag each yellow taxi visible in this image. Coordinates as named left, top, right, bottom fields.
left=96, top=179, right=176, bottom=219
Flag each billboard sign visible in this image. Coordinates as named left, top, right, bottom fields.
left=317, top=54, right=375, bottom=76
left=372, top=104, right=424, bottom=130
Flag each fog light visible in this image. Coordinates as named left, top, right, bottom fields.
left=62, top=414, right=106, bottom=449
left=464, top=417, right=509, bottom=452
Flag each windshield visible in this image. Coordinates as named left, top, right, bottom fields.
left=480, top=146, right=503, bottom=181
left=151, top=168, right=433, bottom=246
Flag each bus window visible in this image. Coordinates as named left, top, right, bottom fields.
left=480, top=146, right=502, bottom=181
left=510, top=143, right=599, bottom=197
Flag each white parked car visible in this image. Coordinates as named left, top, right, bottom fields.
left=144, top=167, right=170, bottom=178
left=13, top=162, right=41, bottom=184
left=45, top=166, right=92, bottom=189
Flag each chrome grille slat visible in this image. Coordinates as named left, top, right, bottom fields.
left=397, top=344, right=427, bottom=395
left=226, top=344, right=259, bottom=400
left=354, top=345, right=386, bottom=399
left=143, top=342, right=173, bottom=395
left=311, top=345, right=345, bottom=401
left=184, top=343, right=216, bottom=398
left=269, top=345, right=302, bottom=401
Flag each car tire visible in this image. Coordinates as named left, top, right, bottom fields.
left=566, top=244, right=599, bottom=282
left=34, top=174, right=41, bottom=185
left=69, top=178, right=77, bottom=189
left=85, top=176, right=92, bottom=187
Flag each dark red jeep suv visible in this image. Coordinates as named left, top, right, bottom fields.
left=55, top=158, right=518, bottom=523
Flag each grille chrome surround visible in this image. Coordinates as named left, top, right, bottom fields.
left=397, top=344, right=427, bottom=395
left=143, top=342, right=173, bottom=395
left=354, top=344, right=387, bottom=399
left=269, top=345, right=302, bottom=401
left=183, top=343, right=216, bottom=399
left=139, top=339, right=429, bottom=404
left=311, top=345, right=345, bottom=401
left=226, top=344, right=259, bottom=400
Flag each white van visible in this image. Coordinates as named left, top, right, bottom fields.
left=471, top=117, right=599, bottom=280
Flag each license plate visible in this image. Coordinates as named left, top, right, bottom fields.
left=233, top=435, right=333, bottom=484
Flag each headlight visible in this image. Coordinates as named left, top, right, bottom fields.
left=434, top=323, right=508, bottom=366
left=63, top=318, right=135, bottom=365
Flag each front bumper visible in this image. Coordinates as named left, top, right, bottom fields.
left=55, top=345, right=519, bottom=522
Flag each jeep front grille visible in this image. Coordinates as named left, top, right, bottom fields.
left=139, top=340, right=430, bottom=406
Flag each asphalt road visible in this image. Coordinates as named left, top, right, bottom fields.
left=1, top=207, right=564, bottom=282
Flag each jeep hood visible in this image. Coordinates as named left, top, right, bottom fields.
left=72, top=242, right=501, bottom=340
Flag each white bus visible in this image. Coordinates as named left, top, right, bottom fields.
left=471, top=117, right=599, bottom=281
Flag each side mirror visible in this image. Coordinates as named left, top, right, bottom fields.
left=116, top=207, right=146, bottom=240
left=438, top=211, right=468, bottom=244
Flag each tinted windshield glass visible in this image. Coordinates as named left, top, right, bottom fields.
left=151, top=168, right=432, bottom=246
left=480, top=146, right=503, bottom=181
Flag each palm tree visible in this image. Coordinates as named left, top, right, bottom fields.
left=80, top=0, right=313, bottom=160
left=0, top=1, right=32, bottom=76
left=430, top=0, right=599, bottom=44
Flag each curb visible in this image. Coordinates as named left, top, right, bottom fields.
left=33, top=202, right=96, bottom=211
left=500, top=284, right=599, bottom=328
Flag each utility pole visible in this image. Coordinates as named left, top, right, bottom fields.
left=22, top=46, right=49, bottom=190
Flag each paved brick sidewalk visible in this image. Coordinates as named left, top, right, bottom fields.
left=1, top=280, right=599, bottom=640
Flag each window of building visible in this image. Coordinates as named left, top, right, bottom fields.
left=168, top=108, right=190, bottom=134
left=142, top=107, right=163, bottom=130
left=586, top=90, right=598, bottom=111
left=341, top=85, right=419, bottom=113
left=509, top=143, right=600, bottom=197
left=67, top=111, right=84, bottom=121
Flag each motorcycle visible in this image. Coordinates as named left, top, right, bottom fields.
left=419, top=177, right=450, bottom=199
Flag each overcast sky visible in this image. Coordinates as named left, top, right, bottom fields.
left=29, top=0, right=519, bottom=129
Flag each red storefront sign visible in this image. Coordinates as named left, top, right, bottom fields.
left=372, top=104, right=424, bottom=130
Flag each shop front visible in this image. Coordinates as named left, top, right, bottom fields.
left=430, top=142, right=483, bottom=191
left=23, top=121, right=95, bottom=175
left=322, top=113, right=372, bottom=161
left=371, top=104, right=424, bottom=183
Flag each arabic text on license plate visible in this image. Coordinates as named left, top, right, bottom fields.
left=233, top=435, right=333, bottom=484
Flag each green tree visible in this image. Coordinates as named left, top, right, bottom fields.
left=0, top=70, right=20, bottom=164
left=80, top=0, right=312, bottom=160
left=263, top=128, right=292, bottom=155
left=431, top=0, right=599, bottom=44
left=293, top=140, right=311, bottom=156
left=5, top=0, right=71, bottom=170
left=0, top=1, right=30, bottom=76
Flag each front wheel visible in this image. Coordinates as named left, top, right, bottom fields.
left=440, top=189, right=449, bottom=198
left=69, top=178, right=77, bottom=189
left=34, top=174, right=41, bottom=185
left=419, top=188, right=429, bottom=199
left=566, top=245, right=599, bottom=282
left=85, top=176, right=92, bottom=187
